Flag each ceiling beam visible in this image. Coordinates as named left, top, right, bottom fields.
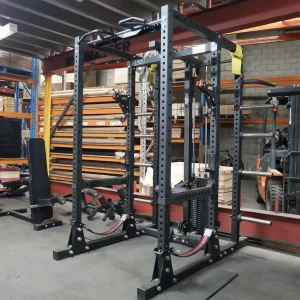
left=0, top=16, right=73, bottom=47
left=189, top=0, right=207, bottom=9
left=42, top=0, right=124, bottom=29
left=194, top=0, right=300, bottom=34
left=0, top=0, right=97, bottom=31
left=0, top=40, right=49, bottom=58
left=89, top=0, right=153, bottom=21
left=42, top=0, right=300, bottom=74
left=132, top=0, right=178, bottom=12
left=0, top=3, right=83, bottom=38
left=6, top=33, right=64, bottom=52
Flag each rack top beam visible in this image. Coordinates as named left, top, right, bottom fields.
left=42, top=0, right=299, bottom=74
left=87, top=7, right=235, bottom=54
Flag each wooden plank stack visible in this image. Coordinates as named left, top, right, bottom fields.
left=199, top=164, right=233, bottom=204
left=38, top=87, right=145, bottom=183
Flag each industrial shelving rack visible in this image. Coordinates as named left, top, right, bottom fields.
left=0, top=58, right=38, bottom=166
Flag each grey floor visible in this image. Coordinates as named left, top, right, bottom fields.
left=0, top=196, right=299, bottom=300
left=241, top=178, right=265, bottom=210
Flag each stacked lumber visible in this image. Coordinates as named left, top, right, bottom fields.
left=199, top=164, right=233, bottom=204
left=38, top=87, right=145, bottom=182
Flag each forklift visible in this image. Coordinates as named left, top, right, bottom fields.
left=256, top=86, right=300, bottom=214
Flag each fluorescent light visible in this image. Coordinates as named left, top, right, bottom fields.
left=0, top=23, right=18, bottom=40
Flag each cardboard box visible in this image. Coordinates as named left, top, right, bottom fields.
left=0, top=96, right=3, bottom=112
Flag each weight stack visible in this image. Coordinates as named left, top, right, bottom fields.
left=192, top=177, right=208, bottom=234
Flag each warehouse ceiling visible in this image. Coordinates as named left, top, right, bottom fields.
left=0, top=0, right=213, bottom=59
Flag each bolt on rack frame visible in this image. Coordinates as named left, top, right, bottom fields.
left=53, top=4, right=271, bottom=299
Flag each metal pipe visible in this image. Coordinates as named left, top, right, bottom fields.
left=260, top=108, right=268, bottom=158
left=204, top=66, right=208, bottom=171
left=134, top=198, right=152, bottom=204
left=238, top=215, right=272, bottom=226
left=270, top=109, right=277, bottom=169
left=50, top=64, right=95, bottom=139
left=135, top=163, right=152, bottom=167
left=135, top=112, right=153, bottom=117
left=240, top=170, right=273, bottom=177
left=192, top=93, right=196, bottom=176
left=135, top=134, right=153, bottom=138
left=240, top=104, right=273, bottom=110
left=240, top=133, right=273, bottom=138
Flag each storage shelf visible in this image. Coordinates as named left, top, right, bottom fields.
left=0, top=87, right=15, bottom=95
left=51, top=153, right=125, bottom=163
left=38, top=97, right=115, bottom=105
left=0, top=158, right=28, bottom=164
left=172, top=138, right=200, bottom=143
left=39, top=119, right=138, bottom=127
left=0, top=112, right=32, bottom=119
left=51, top=143, right=141, bottom=151
left=48, top=132, right=127, bottom=138
left=50, top=164, right=139, bottom=176
left=38, top=107, right=139, bottom=116
left=0, top=73, right=33, bottom=83
left=173, top=75, right=300, bottom=91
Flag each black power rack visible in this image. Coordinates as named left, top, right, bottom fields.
left=53, top=5, right=272, bottom=300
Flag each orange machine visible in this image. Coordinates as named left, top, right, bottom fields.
left=256, top=87, right=300, bottom=214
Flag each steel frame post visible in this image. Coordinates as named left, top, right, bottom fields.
left=231, top=71, right=244, bottom=243
left=72, top=37, right=85, bottom=227
left=205, top=41, right=221, bottom=259
left=152, top=69, right=160, bottom=226
left=183, top=61, right=193, bottom=225
left=14, top=81, right=19, bottom=112
left=43, top=74, right=52, bottom=174
left=137, top=7, right=177, bottom=299
left=30, top=58, right=38, bottom=138
left=125, top=61, right=136, bottom=215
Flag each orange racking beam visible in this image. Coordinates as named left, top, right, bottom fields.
left=0, top=112, right=32, bottom=119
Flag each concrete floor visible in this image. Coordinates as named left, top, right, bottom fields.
left=241, top=178, right=265, bottom=210
left=0, top=196, right=299, bottom=300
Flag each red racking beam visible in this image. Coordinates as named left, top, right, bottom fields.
left=42, top=0, right=300, bottom=74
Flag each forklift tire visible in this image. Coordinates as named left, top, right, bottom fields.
left=266, top=180, right=283, bottom=212
left=255, top=183, right=264, bottom=203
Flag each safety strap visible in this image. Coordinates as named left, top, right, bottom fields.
left=172, top=228, right=213, bottom=258
left=228, top=43, right=243, bottom=75
left=83, top=214, right=128, bottom=236
left=147, top=63, right=158, bottom=88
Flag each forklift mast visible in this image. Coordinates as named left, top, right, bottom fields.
left=267, top=86, right=300, bottom=213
